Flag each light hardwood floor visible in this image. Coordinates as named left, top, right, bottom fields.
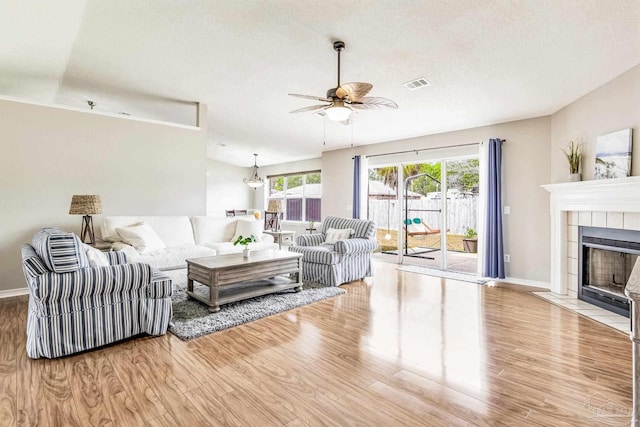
left=0, top=261, right=632, bottom=426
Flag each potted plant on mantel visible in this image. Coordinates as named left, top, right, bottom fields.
left=233, top=234, right=257, bottom=258
left=462, top=228, right=478, bottom=253
left=563, top=140, right=583, bottom=182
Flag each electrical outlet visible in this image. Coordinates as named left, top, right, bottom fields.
left=504, top=254, right=511, bottom=263
left=504, top=206, right=510, bottom=214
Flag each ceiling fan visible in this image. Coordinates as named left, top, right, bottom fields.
left=289, top=40, right=398, bottom=124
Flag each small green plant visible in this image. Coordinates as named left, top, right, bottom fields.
left=562, top=140, right=582, bottom=174
left=464, top=228, right=477, bottom=239
left=233, top=234, right=256, bottom=247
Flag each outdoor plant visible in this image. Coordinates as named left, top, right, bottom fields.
left=464, top=227, right=478, bottom=239
left=562, top=140, right=582, bottom=174
left=233, top=234, right=256, bottom=247
left=462, top=227, right=478, bottom=253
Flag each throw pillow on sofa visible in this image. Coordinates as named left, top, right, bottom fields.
left=324, top=228, right=353, bottom=244
left=233, top=219, right=263, bottom=243
left=32, top=227, right=89, bottom=273
left=116, top=223, right=166, bottom=254
left=82, top=243, right=110, bottom=268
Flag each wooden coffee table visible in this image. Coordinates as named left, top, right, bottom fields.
left=186, top=250, right=303, bottom=312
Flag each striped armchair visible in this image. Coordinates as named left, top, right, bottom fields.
left=21, top=228, right=173, bottom=359
left=289, top=217, right=377, bottom=286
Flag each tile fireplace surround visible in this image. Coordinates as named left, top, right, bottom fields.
left=542, top=176, right=640, bottom=296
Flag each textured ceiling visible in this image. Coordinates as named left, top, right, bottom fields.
left=1, top=0, right=639, bottom=167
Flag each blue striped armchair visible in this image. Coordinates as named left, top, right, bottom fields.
left=21, top=228, right=173, bottom=359
left=289, top=217, right=378, bottom=286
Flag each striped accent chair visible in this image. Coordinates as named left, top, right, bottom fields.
left=289, top=217, right=377, bottom=286
left=21, top=229, right=173, bottom=359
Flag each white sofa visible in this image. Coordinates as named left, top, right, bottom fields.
left=100, top=215, right=277, bottom=270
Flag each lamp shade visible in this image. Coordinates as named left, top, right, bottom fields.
left=246, top=178, right=264, bottom=188
left=325, top=106, right=352, bottom=122
left=69, top=195, right=103, bottom=215
left=267, top=199, right=284, bottom=213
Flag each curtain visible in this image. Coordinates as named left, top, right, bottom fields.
left=353, top=155, right=361, bottom=219
left=483, top=139, right=505, bottom=279
left=477, top=143, right=487, bottom=275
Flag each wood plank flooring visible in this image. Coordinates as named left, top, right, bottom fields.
left=0, top=261, right=632, bottom=426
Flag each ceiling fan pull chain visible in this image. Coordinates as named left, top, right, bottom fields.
left=351, top=120, right=354, bottom=147
left=323, top=118, right=326, bottom=146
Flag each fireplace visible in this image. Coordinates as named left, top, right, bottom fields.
left=579, top=226, right=640, bottom=318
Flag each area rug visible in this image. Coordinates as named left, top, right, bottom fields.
left=168, top=278, right=345, bottom=340
left=397, top=265, right=489, bottom=284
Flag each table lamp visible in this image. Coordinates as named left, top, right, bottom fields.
left=69, top=195, right=102, bottom=244
left=267, top=199, right=284, bottom=231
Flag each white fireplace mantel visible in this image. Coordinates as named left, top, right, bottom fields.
left=542, top=176, right=640, bottom=293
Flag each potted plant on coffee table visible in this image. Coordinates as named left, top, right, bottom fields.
left=462, top=227, right=478, bottom=253
left=233, top=234, right=257, bottom=258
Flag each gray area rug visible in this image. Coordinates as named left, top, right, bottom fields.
left=166, top=272, right=345, bottom=340
left=397, top=265, right=489, bottom=284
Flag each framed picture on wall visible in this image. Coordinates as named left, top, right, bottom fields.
left=595, top=128, right=633, bottom=179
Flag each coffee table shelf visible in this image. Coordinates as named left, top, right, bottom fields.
left=186, top=250, right=303, bottom=312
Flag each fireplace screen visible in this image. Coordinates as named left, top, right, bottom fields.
left=579, top=226, right=640, bottom=318
left=583, top=247, right=638, bottom=298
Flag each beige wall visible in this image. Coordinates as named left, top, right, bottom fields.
left=5, top=64, right=635, bottom=292
left=321, top=117, right=552, bottom=283
left=0, top=98, right=207, bottom=293
left=551, top=64, right=640, bottom=182
left=207, top=159, right=252, bottom=216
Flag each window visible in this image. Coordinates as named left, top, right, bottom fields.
left=267, top=171, right=321, bottom=222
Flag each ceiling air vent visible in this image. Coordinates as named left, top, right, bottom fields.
left=403, top=77, right=431, bottom=90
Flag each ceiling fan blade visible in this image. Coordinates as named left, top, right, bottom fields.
left=289, top=93, right=332, bottom=102
left=336, top=82, right=373, bottom=101
left=289, top=104, right=330, bottom=114
left=350, top=96, right=398, bottom=110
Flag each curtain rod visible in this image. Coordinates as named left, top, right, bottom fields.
left=364, top=142, right=478, bottom=159
left=266, top=169, right=321, bottom=179
left=357, top=140, right=506, bottom=159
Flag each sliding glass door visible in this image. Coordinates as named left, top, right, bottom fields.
left=443, top=158, right=479, bottom=273
left=368, top=156, right=479, bottom=274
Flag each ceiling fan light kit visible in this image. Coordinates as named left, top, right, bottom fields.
left=289, top=40, right=397, bottom=124
left=325, top=103, right=352, bottom=122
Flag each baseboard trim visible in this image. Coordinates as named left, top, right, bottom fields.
left=502, top=276, right=551, bottom=290
left=0, top=287, right=29, bottom=299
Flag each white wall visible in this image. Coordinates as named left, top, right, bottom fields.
left=0, top=97, right=207, bottom=293
left=551, top=64, right=640, bottom=182
left=207, top=159, right=252, bottom=216
left=321, top=117, right=552, bottom=283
